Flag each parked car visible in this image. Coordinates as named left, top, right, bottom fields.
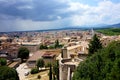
left=24, top=71, right=29, bottom=76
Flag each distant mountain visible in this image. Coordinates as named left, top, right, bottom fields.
left=87, top=23, right=120, bottom=28
left=109, top=23, right=120, bottom=28
left=15, top=23, right=120, bottom=32
left=97, top=23, right=120, bottom=28
left=0, top=23, right=120, bottom=33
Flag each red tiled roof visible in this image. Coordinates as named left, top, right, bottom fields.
left=28, top=51, right=44, bottom=61
left=42, top=52, right=55, bottom=58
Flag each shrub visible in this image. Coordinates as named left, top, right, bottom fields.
left=0, top=66, right=19, bottom=80
left=37, top=75, right=41, bottom=79
left=30, top=68, right=39, bottom=74
left=0, top=58, right=7, bottom=66
left=36, top=58, right=45, bottom=69
left=45, top=63, right=51, bottom=68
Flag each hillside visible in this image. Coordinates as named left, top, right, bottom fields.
left=96, top=28, right=120, bottom=36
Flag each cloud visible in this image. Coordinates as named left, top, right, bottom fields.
left=0, top=0, right=120, bottom=32
left=0, top=0, right=69, bottom=21
left=0, top=18, right=72, bottom=32
left=17, top=5, right=33, bottom=10
left=66, top=0, right=120, bottom=26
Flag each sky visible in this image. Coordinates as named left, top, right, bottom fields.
left=0, top=0, right=120, bottom=32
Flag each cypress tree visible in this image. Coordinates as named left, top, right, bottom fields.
left=55, top=39, right=59, bottom=48
left=36, top=58, right=45, bottom=69
left=88, top=34, right=102, bottom=56
left=49, top=64, right=52, bottom=80
left=53, top=61, right=59, bottom=80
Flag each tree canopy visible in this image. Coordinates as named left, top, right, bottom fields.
left=0, top=66, right=19, bottom=80
left=36, top=58, right=45, bottom=69
left=49, top=64, right=52, bottom=80
left=55, top=39, right=63, bottom=49
left=39, top=44, right=48, bottom=49
left=18, top=47, right=29, bottom=62
left=0, top=58, right=7, bottom=66
left=30, top=68, right=39, bottom=74
left=88, top=34, right=102, bottom=56
left=55, top=39, right=59, bottom=48
left=72, top=41, right=120, bottom=80
left=53, top=60, right=59, bottom=80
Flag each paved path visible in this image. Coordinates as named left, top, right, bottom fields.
left=16, top=63, right=30, bottom=80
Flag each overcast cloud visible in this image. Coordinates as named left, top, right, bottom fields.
left=0, top=0, right=120, bottom=32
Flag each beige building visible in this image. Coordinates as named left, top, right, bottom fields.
left=59, top=41, right=89, bottom=80
left=27, top=51, right=44, bottom=68
left=101, top=35, right=120, bottom=47
left=67, top=41, right=88, bottom=56
left=27, top=50, right=60, bottom=68
left=42, top=52, right=56, bottom=65
left=21, top=42, right=41, bottom=52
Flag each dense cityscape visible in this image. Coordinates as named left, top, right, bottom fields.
left=0, top=28, right=120, bottom=80
left=0, top=0, right=120, bottom=80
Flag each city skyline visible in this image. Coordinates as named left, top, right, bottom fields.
left=0, top=0, right=120, bottom=32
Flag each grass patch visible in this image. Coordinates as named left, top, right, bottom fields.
left=25, top=69, right=49, bottom=80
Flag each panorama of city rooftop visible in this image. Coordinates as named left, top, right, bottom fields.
left=0, top=0, right=120, bottom=79
left=0, top=29, right=120, bottom=80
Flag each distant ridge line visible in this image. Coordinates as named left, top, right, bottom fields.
left=0, top=23, right=120, bottom=33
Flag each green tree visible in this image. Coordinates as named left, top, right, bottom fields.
left=30, top=68, right=39, bottom=74
left=53, top=61, right=59, bottom=80
left=36, top=58, right=45, bottom=69
left=18, top=47, right=29, bottom=62
left=40, top=44, right=48, bottom=49
left=49, top=64, right=52, bottom=80
left=107, top=58, right=120, bottom=80
left=40, top=44, right=44, bottom=49
left=55, top=39, right=59, bottom=48
left=88, top=34, right=102, bottom=56
left=45, top=62, right=51, bottom=68
left=0, top=58, right=7, bottom=66
left=0, top=66, right=19, bottom=80
left=54, top=39, right=63, bottom=49
left=72, top=41, right=120, bottom=80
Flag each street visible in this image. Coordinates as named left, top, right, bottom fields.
left=16, top=63, right=31, bottom=80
